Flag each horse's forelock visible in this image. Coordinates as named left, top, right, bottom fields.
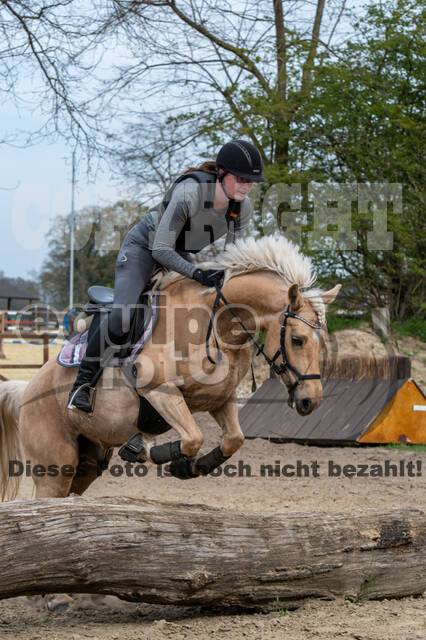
left=302, top=289, right=327, bottom=327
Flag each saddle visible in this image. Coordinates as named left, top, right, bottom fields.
left=57, top=285, right=161, bottom=388
left=59, top=285, right=173, bottom=437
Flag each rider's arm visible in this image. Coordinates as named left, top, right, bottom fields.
left=151, top=181, right=199, bottom=279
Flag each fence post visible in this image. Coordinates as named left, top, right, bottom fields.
left=0, top=312, right=5, bottom=359
left=372, top=307, right=390, bottom=338
left=43, top=334, right=49, bottom=364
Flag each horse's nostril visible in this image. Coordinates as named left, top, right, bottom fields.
left=302, top=398, right=311, bottom=412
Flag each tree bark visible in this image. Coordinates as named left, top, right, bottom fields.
left=1, top=497, right=425, bottom=606
left=272, top=0, right=289, bottom=166
left=273, top=0, right=287, bottom=101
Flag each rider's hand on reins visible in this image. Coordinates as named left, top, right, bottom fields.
left=192, top=268, right=225, bottom=288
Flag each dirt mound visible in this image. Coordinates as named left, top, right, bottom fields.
left=327, top=328, right=390, bottom=356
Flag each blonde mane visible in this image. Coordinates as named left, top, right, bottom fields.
left=156, top=236, right=327, bottom=324
left=212, top=236, right=316, bottom=288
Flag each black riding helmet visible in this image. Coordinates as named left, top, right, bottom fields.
left=216, top=139, right=265, bottom=183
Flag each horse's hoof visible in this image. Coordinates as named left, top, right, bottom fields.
left=118, top=433, right=147, bottom=463
left=169, top=455, right=198, bottom=480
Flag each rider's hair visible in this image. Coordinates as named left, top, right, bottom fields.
left=183, top=160, right=217, bottom=175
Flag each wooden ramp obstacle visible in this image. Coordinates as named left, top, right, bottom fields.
left=239, top=355, right=425, bottom=445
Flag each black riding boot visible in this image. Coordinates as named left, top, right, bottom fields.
left=67, top=314, right=112, bottom=414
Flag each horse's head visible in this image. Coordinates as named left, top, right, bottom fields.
left=264, top=283, right=341, bottom=416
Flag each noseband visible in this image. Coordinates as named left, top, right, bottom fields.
left=205, top=282, right=323, bottom=399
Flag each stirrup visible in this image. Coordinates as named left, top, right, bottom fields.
left=118, top=433, right=147, bottom=463
left=67, top=382, right=97, bottom=416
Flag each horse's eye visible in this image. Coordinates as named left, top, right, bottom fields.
left=291, top=336, right=304, bottom=347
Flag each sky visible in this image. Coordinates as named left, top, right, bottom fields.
left=0, top=114, right=127, bottom=281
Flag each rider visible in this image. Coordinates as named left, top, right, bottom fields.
left=67, top=139, right=265, bottom=413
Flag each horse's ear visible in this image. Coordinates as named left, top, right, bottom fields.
left=288, top=284, right=303, bottom=311
left=322, top=284, right=342, bottom=306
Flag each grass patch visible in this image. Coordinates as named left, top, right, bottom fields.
left=385, top=443, right=426, bottom=452
left=355, top=556, right=377, bottom=602
left=275, top=596, right=291, bottom=617
left=326, top=314, right=369, bottom=333
left=391, top=316, right=426, bottom=342
left=399, top=347, right=416, bottom=357
left=326, top=312, right=426, bottom=341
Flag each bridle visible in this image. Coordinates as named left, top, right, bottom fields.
left=268, top=306, right=322, bottom=404
left=205, top=281, right=323, bottom=402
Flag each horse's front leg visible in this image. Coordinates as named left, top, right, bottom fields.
left=180, top=394, right=244, bottom=479
left=209, top=393, right=245, bottom=457
left=138, top=383, right=204, bottom=478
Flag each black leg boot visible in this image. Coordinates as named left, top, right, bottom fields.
left=67, top=314, right=112, bottom=414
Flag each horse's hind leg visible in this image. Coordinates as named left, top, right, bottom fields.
left=19, top=400, right=78, bottom=498
left=19, top=399, right=79, bottom=612
left=20, top=422, right=113, bottom=613
left=26, top=436, right=78, bottom=498
left=69, top=436, right=113, bottom=496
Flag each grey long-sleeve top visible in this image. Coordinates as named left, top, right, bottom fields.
left=134, top=178, right=252, bottom=279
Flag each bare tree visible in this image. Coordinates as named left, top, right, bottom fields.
left=101, top=0, right=350, bottom=185
left=0, top=1, right=352, bottom=185
left=0, top=1, right=114, bottom=158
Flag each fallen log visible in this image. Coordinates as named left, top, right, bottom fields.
left=1, top=497, right=425, bottom=607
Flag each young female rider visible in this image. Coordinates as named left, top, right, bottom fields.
left=67, top=139, right=265, bottom=412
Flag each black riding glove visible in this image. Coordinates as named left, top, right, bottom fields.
left=192, top=268, right=225, bottom=288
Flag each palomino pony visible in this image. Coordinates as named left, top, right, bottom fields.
left=1, top=236, right=340, bottom=501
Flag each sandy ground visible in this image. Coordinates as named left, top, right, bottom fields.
left=0, top=340, right=62, bottom=381
left=1, top=426, right=426, bottom=640
left=0, top=329, right=425, bottom=639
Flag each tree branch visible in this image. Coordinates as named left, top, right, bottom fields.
left=300, top=0, right=325, bottom=97
left=167, top=0, right=273, bottom=97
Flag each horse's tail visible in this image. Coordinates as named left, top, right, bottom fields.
left=0, top=380, right=27, bottom=501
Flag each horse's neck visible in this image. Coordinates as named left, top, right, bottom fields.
left=221, top=272, right=287, bottom=316
left=211, top=272, right=288, bottom=343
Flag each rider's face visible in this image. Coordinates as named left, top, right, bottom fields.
left=222, top=172, right=254, bottom=200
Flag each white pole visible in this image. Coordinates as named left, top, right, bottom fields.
left=69, top=149, right=76, bottom=311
